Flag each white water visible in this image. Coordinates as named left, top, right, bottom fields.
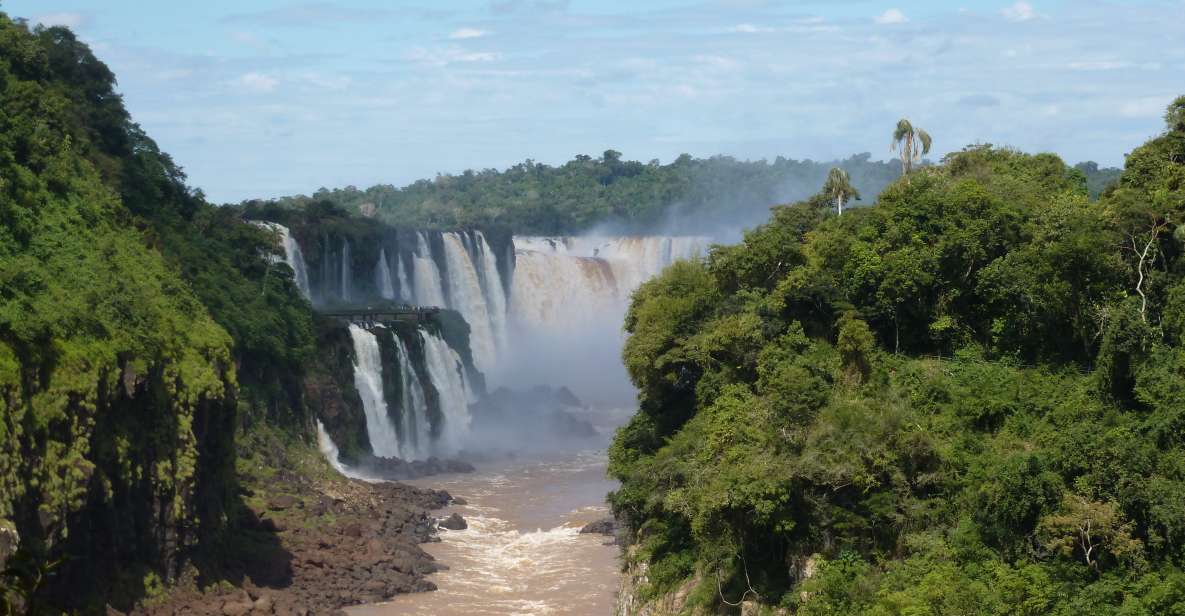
left=419, top=330, right=473, bottom=456
left=393, top=335, right=432, bottom=461
left=496, top=235, right=710, bottom=404
left=252, top=221, right=312, bottom=300
left=350, top=450, right=620, bottom=616
left=413, top=233, right=447, bottom=307
left=475, top=231, right=510, bottom=353
left=348, top=324, right=403, bottom=459
left=396, top=252, right=412, bottom=303
left=377, top=247, right=396, bottom=300
left=341, top=238, right=353, bottom=302
left=441, top=232, right=498, bottom=373
left=315, top=420, right=383, bottom=483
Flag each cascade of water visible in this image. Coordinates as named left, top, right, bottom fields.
left=501, top=235, right=708, bottom=404
left=508, top=250, right=620, bottom=328
left=396, top=251, right=412, bottom=302
left=419, top=330, right=473, bottom=455
left=413, top=232, right=447, bottom=307
left=475, top=231, right=510, bottom=354
left=509, top=236, right=709, bottom=322
left=251, top=221, right=312, bottom=300
left=340, top=238, right=352, bottom=302
left=348, top=324, right=402, bottom=459
left=315, top=420, right=350, bottom=475
left=315, top=420, right=381, bottom=482
left=319, top=232, right=332, bottom=304
left=392, top=335, right=432, bottom=460
left=377, top=247, right=396, bottom=300
left=441, top=232, right=497, bottom=372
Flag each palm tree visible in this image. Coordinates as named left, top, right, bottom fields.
left=822, top=167, right=860, bottom=216
left=890, top=119, right=932, bottom=175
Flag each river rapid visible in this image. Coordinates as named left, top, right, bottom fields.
left=349, top=449, right=622, bottom=616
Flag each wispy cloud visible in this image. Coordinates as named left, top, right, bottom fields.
left=222, top=3, right=449, bottom=27
left=405, top=47, right=502, bottom=67
left=1120, top=96, right=1173, bottom=118
left=958, top=93, right=1001, bottom=108
left=237, top=72, right=279, bottom=93
left=32, top=12, right=86, bottom=29
left=1002, top=2, right=1037, bottom=22
left=36, top=0, right=1176, bottom=202
left=490, top=0, right=570, bottom=16
left=449, top=27, right=489, bottom=39
left=728, top=23, right=774, bottom=34
left=874, top=9, right=908, bottom=25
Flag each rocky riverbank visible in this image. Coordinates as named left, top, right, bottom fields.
left=131, top=451, right=455, bottom=615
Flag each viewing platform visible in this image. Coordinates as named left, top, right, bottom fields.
left=318, top=305, right=442, bottom=326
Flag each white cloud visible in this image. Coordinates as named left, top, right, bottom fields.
left=406, top=47, right=502, bottom=66
left=728, top=23, right=774, bottom=34
left=33, top=12, right=86, bottom=29
left=449, top=27, right=489, bottom=39
left=301, top=73, right=353, bottom=91
left=1068, top=61, right=1130, bottom=71
left=1002, top=2, right=1037, bottom=22
left=874, top=9, right=908, bottom=25
left=1120, top=97, right=1170, bottom=118
left=237, top=72, right=279, bottom=93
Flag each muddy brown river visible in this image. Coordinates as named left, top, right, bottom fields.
left=349, top=449, right=622, bottom=615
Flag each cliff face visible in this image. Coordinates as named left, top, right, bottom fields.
left=0, top=14, right=311, bottom=612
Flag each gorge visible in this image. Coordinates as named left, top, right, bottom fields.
left=248, top=217, right=709, bottom=615
left=253, top=215, right=709, bottom=467
left=6, top=8, right=1184, bottom=616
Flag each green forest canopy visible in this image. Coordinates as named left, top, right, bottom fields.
left=609, top=96, right=1185, bottom=614
left=263, top=151, right=1121, bottom=236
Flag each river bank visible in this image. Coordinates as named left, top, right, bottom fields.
left=129, top=438, right=455, bottom=616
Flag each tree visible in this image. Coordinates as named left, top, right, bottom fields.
left=1037, top=495, right=1143, bottom=572
left=891, top=119, right=933, bottom=175
left=821, top=167, right=860, bottom=216
left=1166, top=95, right=1185, bottom=132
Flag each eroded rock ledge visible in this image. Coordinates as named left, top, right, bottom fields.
left=133, top=473, right=455, bottom=616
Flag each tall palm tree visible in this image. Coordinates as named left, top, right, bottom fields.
left=822, top=167, right=860, bottom=216
left=890, top=119, right=932, bottom=175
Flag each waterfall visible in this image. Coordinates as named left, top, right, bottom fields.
left=348, top=324, right=403, bottom=459
left=509, top=250, right=619, bottom=328
left=413, top=232, right=447, bottom=307
left=475, top=231, right=510, bottom=354
left=377, top=247, right=396, bottom=300
left=509, top=236, right=708, bottom=320
left=251, top=221, right=311, bottom=300
left=315, top=420, right=351, bottom=476
left=316, top=420, right=380, bottom=482
left=340, top=238, right=352, bottom=302
left=420, top=330, right=473, bottom=455
left=441, top=232, right=497, bottom=373
left=396, top=252, right=411, bottom=302
left=393, top=335, right=432, bottom=461
left=499, top=235, right=708, bottom=404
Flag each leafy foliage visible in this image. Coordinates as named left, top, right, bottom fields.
left=262, top=152, right=903, bottom=235
left=610, top=101, right=1185, bottom=613
left=0, top=13, right=315, bottom=612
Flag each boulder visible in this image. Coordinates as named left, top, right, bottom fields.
left=438, top=513, right=467, bottom=530
left=267, top=495, right=299, bottom=511
left=580, top=517, right=617, bottom=536
left=222, top=601, right=254, bottom=616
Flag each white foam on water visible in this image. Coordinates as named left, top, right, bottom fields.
left=315, top=420, right=385, bottom=483
left=376, top=247, right=396, bottom=300
left=348, top=324, right=403, bottom=459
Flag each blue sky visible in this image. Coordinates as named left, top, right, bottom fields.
left=6, top=0, right=1183, bottom=203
